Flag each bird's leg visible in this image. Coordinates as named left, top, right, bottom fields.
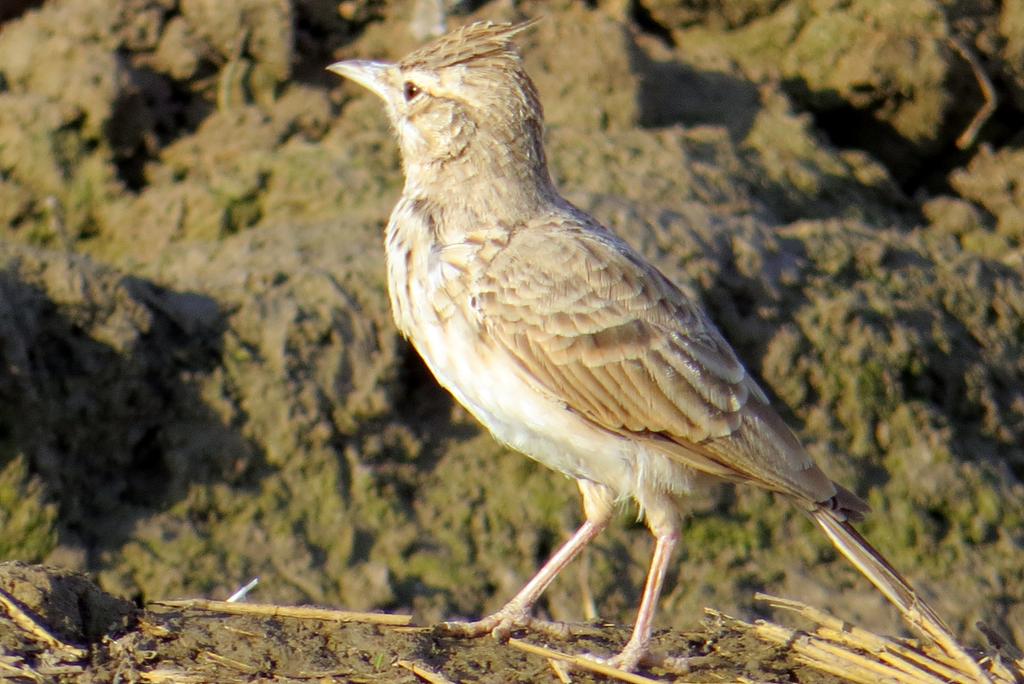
left=600, top=526, right=679, bottom=671
left=580, top=497, right=682, bottom=673
left=440, top=480, right=614, bottom=640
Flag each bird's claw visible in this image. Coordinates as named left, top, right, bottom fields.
left=580, top=647, right=690, bottom=675
left=437, top=609, right=572, bottom=641
left=582, top=650, right=643, bottom=674
left=437, top=610, right=525, bottom=641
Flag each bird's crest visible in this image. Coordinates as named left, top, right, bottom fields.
left=399, top=19, right=539, bottom=71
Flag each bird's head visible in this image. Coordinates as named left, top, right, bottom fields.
left=328, top=20, right=549, bottom=193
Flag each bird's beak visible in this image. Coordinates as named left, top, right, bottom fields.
left=327, top=60, right=393, bottom=101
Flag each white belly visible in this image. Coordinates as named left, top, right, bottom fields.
left=384, top=200, right=699, bottom=506
left=409, top=310, right=698, bottom=503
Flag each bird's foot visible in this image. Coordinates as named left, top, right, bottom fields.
left=582, top=646, right=690, bottom=675
left=438, top=606, right=571, bottom=641
left=583, top=646, right=644, bottom=674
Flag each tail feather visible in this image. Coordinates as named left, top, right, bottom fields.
left=827, top=481, right=871, bottom=523
left=812, top=509, right=991, bottom=683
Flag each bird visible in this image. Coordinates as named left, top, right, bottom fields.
left=327, top=19, right=984, bottom=676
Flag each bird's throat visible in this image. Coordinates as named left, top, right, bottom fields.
left=404, top=141, right=556, bottom=223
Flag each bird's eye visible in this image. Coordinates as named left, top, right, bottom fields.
left=403, top=82, right=422, bottom=101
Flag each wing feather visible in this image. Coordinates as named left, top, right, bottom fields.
left=474, top=220, right=837, bottom=503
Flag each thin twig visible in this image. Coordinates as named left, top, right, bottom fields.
left=216, top=28, right=250, bottom=112
left=149, top=598, right=412, bottom=625
left=225, top=577, right=259, bottom=603
left=756, top=594, right=970, bottom=683
left=814, top=624, right=968, bottom=683
left=0, top=655, right=43, bottom=683
left=200, top=650, right=259, bottom=675
left=769, top=608, right=959, bottom=682
left=0, top=588, right=87, bottom=659
left=396, top=659, right=456, bottom=684
left=744, top=616, right=939, bottom=684
left=947, top=36, right=997, bottom=149
left=548, top=656, right=573, bottom=683
left=139, top=669, right=208, bottom=683
left=507, top=638, right=664, bottom=684
left=33, top=665, right=84, bottom=676
left=715, top=595, right=1020, bottom=684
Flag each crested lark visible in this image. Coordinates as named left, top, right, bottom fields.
left=328, top=20, right=983, bottom=675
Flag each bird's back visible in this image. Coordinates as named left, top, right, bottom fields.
left=487, top=211, right=862, bottom=505
left=393, top=192, right=867, bottom=518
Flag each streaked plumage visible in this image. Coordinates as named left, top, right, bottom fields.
left=328, top=20, right=983, bottom=677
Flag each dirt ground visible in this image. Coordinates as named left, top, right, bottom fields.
left=1, top=0, right=1023, bottom=681
left=0, top=561, right=958, bottom=683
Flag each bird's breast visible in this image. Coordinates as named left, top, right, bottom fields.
left=383, top=201, right=699, bottom=501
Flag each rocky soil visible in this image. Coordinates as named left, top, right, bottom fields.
left=0, top=0, right=1022, bottom=681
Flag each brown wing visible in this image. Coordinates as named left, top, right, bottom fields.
left=473, top=219, right=840, bottom=506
